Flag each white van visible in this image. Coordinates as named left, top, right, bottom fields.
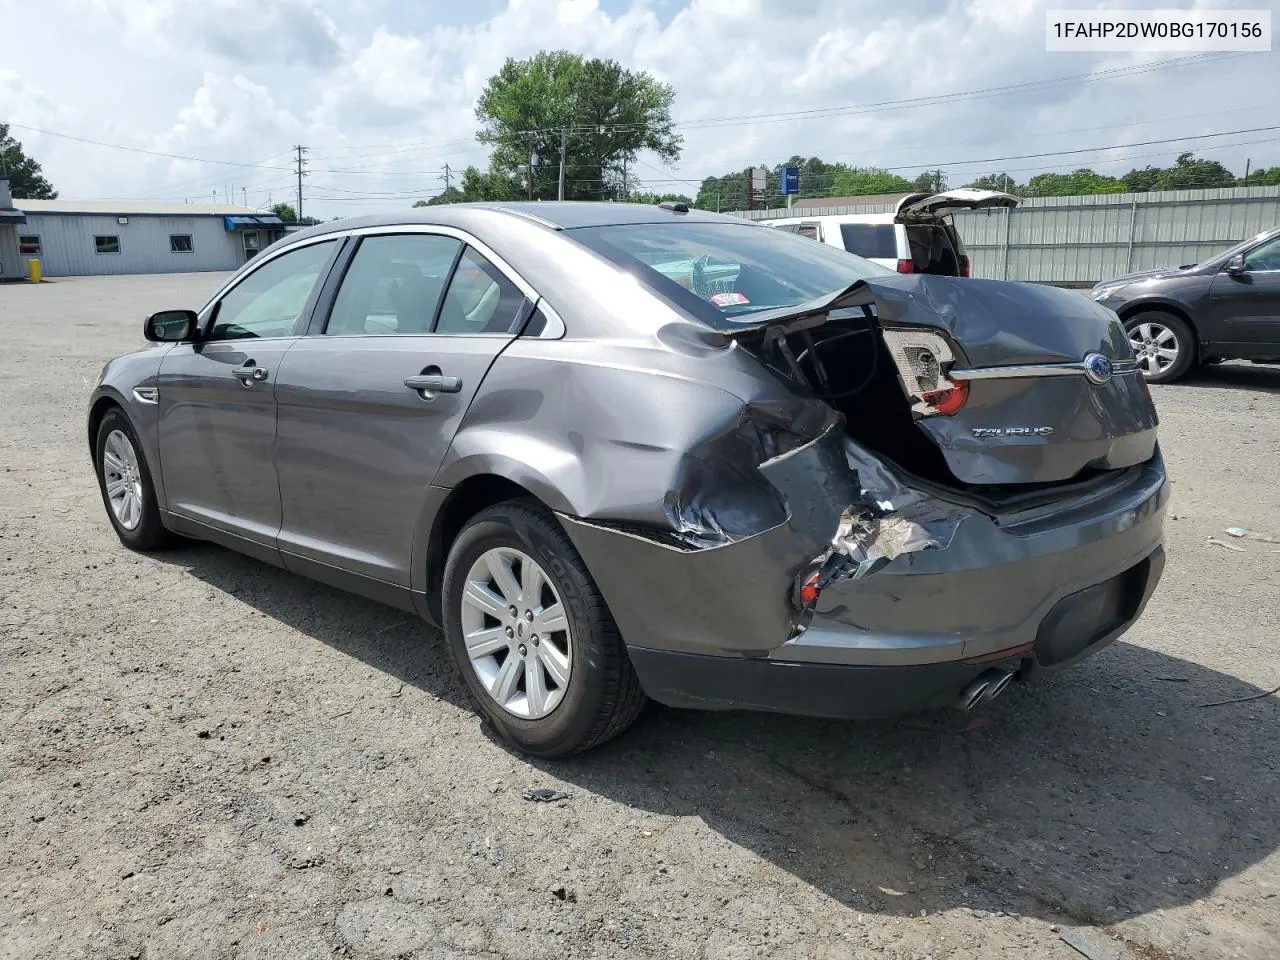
left=763, top=189, right=1018, bottom=277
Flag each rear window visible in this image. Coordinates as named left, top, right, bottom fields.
left=568, top=221, right=890, bottom=329
left=839, top=224, right=897, bottom=260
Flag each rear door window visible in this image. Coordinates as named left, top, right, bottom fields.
left=435, top=247, right=530, bottom=334
left=324, top=234, right=462, bottom=335
left=838, top=224, right=897, bottom=260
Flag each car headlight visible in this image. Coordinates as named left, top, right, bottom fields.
left=1092, top=284, right=1126, bottom=301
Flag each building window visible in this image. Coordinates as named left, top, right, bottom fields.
left=95, top=235, right=121, bottom=255
left=170, top=234, right=193, bottom=253
left=19, top=235, right=41, bottom=256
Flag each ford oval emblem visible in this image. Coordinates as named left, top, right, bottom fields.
left=1083, top=352, right=1113, bottom=385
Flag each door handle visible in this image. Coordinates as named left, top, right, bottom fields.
left=404, top=374, right=463, bottom=395
left=232, top=363, right=269, bottom=385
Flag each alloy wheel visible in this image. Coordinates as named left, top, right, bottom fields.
left=103, top=429, right=144, bottom=530
left=459, top=547, right=572, bottom=720
left=1128, top=321, right=1179, bottom=377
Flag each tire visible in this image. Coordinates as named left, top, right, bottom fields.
left=442, top=499, right=646, bottom=757
left=94, top=407, right=176, bottom=551
left=1123, top=311, right=1196, bottom=384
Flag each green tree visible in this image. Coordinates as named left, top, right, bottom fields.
left=414, top=186, right=465, bottom=206
left=0, top=123, right=57, bottom=199
left=270, top=202, right=297, bottom=222
left=965, top=172, right=1023, bottom=194
left=1122, top=153, right=1238, bottom=193
left=1153, top=152, right=1236, bottom=190
left=911, top=170, right=947, bottom=192
left=1024, top=168, right=1125, bottom=197
left=1246, top=166, right=1280, bottom=186
left=474, top=51, right=681, bottom=201
left=623, top=191, right=693, bottom=205
left=1121, top=166, right=1161, bottom=193
left=828, top=167, right=914, bottom=197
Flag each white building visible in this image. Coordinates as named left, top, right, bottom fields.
left=0, top=179, right=287, bottom=279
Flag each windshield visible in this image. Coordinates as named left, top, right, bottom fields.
left=567, top=221, right=892, bottom=329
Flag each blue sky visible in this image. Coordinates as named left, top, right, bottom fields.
left=1, top=0, right=1275, bottom=216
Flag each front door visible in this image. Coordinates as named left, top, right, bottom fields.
left=243, top=231, right=262, bottom=262
left=156, top=238, right=340, bottom=558
left=273, top=233, right=531, bottom=587
left=1208, top=233, right=1280, bottom=353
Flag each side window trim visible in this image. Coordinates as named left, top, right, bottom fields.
left=199, top=236, right=345, bottom=342
left=199, top=224, right=564, bottom=340
left=303, top=235, right=361, bottom=336
left=429, top=242, right=469, bottom=333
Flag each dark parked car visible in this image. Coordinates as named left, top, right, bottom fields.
left=1092, top=226, right=1280, bottom=383
left=89, top=203, right=1167, bottom=757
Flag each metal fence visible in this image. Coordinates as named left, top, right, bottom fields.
left=729, top=186, right=1280, bottom=285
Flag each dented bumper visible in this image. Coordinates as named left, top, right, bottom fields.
left=559, top=427, right=1167, bottom=718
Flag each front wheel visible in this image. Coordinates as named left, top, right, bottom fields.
left=441, top=500, right=646, bottom=757
left=1124, top=311, right=1196, bottom=384
left=93, top=407, right=176, bottom=551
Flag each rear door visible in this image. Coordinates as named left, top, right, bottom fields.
left=272, top=230, right=532, bottom=587
left=156, top=238, right=340, bottom=559
left=1208, top=233, right=1280, bottom=352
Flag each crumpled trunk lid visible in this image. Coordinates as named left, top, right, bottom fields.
left=729, top=274, right=1159, bottom=486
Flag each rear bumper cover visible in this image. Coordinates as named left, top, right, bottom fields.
left=627, top=546, right=1163, bottom=718
left=560, top=431, right=1168, bottom=718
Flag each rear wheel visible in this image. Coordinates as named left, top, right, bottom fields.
left=94, top=407, right=176, bottom=551
left=442, top=500, right=646, bottom=757
left=1123, top=311, right=1195, bottom=384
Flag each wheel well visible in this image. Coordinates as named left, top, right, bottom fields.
left=87, top=396, right=122, bottom=453
left=1116, top=302, right=1201, bottom=360
left=424, top=475, right=539, bottom=623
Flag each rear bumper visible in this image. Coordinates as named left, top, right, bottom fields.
left=560, top=431, right=1167, bottom=718
left=627, top=546, right=1164, bottom=718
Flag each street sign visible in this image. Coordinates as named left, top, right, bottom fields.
left=782, top=166, right=800, bottom=195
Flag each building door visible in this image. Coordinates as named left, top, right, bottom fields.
left=242, top=231, right=262, bottom=262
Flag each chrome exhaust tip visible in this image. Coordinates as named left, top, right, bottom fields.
left=958, top=668, right=1016, bottom=711
left=987, top=670, right=1015, bottom=701
left=959, top=678, right=991, bottom=711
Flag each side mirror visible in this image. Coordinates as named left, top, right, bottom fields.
left=144, top=309, right=198, bottom=342
left=1226, top=254, right=1246, bottom=275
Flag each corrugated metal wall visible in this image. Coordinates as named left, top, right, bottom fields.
left=0, top=226, right=21, bottom=280
left=735, top=186, right=1280, bottom=285
left=19, top=214, right=247, bottom=277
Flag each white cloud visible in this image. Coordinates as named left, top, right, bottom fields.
left=4, top=0, right=1277, bottom=213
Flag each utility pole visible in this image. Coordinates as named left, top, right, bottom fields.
left=1244, top=158, right=1251, bottom=186
left=241, top=186, right=247, bottom=207
left=441, top=163, right=453, bottom=201
left=558, top=128, right=567, bottom=202
left=294, top=145, right=309, bottom=222
left=527, top=133, right=537, bottom=202
left=621, top=156, right=627, bottom=202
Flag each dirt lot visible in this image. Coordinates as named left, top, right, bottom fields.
left=2, top=272, right=1278, bottom=960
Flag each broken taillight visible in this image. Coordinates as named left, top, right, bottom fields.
left=896, top=258, right=914, bottom=274
left=799, top=572, right=821, bottom=606
left=880, top=328, right=967, bottom=417
left=922, top=378, right=969, bottom=415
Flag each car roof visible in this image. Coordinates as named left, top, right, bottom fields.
left=290, top=201, right=750, bottom=241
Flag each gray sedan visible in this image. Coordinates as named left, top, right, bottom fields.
left=1092, top=226, right=1280, bottom=383
left=89, top=203, right=1167, bottom=756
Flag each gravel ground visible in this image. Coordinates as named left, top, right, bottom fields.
left=2, top=272, right=1278, bottom=960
